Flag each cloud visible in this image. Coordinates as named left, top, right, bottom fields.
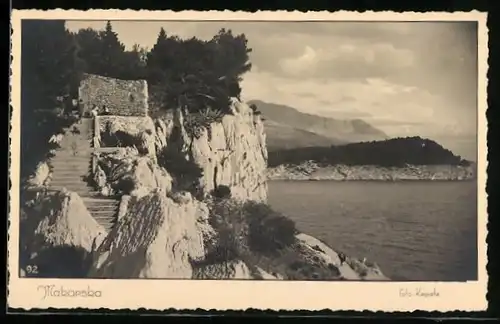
left=279, top=46, right=319, bottom=76
left=272, top=41, right=415, bottom=82
left=241, top=65, right=478, bottom=141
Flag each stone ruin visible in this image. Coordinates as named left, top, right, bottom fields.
left=78, top=73, right=149, bottom=117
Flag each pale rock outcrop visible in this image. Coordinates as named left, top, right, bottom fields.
left=174, top=99, right=268, bottom=202
left=129, top=157, right=173, bottom=194
left=27, top=161, right=51, bottom=187
left=98, top=116, right=156, bottom=156
left=256, top=267, right=283, bottom=279
left=137, top=130, right=157, bottom=158
left=98, top=149, right=173, bottom=196
left=99, top=116, right=155, bottom=136
left=154, top=115, right=175, bottom=152
left=117, top=195, right=131, bottom=220
left=296, top=233, right=389, bottom=280
left=33, top=191, right=107, bottom=252
left=88, top=191, right=206, bottom=278
left=48, top=133, right=64, bottom=146
left=93, top=165, right=107, bottom=189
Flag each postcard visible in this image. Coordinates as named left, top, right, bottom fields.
left=8, top=9, right=488, bottom=312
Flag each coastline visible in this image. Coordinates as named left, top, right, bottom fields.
left=267, top=161, right=476, bottom=181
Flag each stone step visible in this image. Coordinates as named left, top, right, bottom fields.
left=79, top=191, right=101, bottom=197
left=51, top=190, right=95, bottom=195
left=50, top=179, right=91, bottom=185
left=50, top=159, right=92, bottom=164
left=51, top=169, right=90, bottom=173
left=50, top=168, right=91, bottom=172
left=92, top=213, right=115, bottom=217
left=87, top=208, right=118, bottom=214
left=92, top=216, right=116, bottom=221
left=49, top=162, right=91, bottom=166
left=50, top=187, right=94, bottom=193
left=85, top=203, right=120, bottom=209
left=89, top=208, right=118, bottom=214
left=91, top=212, right=118, bottom=218
left=51, top=177, right=89, bottom=182
left=49, top=155, right=92, bottom=164
left=92, top=216, right=115, bottom=221
left=51, top=164, right=90, bottom=168
left=52, top=153, right=92, bottom=158
left=83, top=197, right=120, bottom=203
left=57, top=140, right=92, bottom=145
left=51, top=173, right=89, bottom=178
left=85, top=202, right=120, bottom=208
left=50, top=181, right=92, bottom=186
left=92, top=219, right=117, bottom=224
left=50, top=187, right=93, bottom=192
left=51, top=167, right=89, bottom=171
left=94, top=223, right=115, bottom=229
left=50, top=185, right=91, bottom=190
left=50, top=170, right=91, bottom=174
left=58, top=138, right=92, bottom=142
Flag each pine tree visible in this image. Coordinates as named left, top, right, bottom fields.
left=145, top=27, right=253, bottom=115
left=73, top=28, right=102, bottom=75
left=99, top=21, right=127, bottom=78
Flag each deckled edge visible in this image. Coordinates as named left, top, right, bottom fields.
left=7, top=9, right=490, bottom=314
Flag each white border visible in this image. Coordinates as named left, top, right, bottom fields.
left=8, top=10, right=489, bottom=312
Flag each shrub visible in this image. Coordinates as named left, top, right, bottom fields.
left=158, top=143, right=203, bottom=197
left=207, top=199, right=298, bottom=261
left=211, top=185, right=231, bottom=199
left=243, top=201, right=297, bottom=254
left=184, top=108, right=225, bottom=140
left=114, top=176, right=136, bottom=195
left=202, top=199, right=248, bottom=266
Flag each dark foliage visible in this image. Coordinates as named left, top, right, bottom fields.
left=243, top=202, right=298, bottom=253
left=72, top=21, right=146, bottom=80
left=268, top=136, right=471, bottom=168
left=146, top=28, right=252, bottom=115
left=20, top=20, right=80, bottom=180
left=211, top=185, right=232, bottom=199
left=21, top=21, right=252, bottom=178
left=206, top=199, right=298, bottom=266
left=114, top=176, right=136, bottom=195
left=157, top=132, right=204, bottom=197
left=183, top=108, right=225, bottom=139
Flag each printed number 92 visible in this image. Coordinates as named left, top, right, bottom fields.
left=26, top=265, right=38, bottom=274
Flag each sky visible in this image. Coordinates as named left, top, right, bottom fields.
left=65, top=20, right=478, bottom=160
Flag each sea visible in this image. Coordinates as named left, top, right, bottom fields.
left=267, top=180, right=478, bottom=281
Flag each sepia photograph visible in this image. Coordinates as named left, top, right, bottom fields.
left=8, top=10, right=488, bottom=312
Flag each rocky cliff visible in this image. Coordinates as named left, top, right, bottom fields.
left=154, top=99, right=268, bottom=202
left=20, top=98, right=387, bottom=281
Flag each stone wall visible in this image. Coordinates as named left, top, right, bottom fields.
left=78, top=73, right=149, bottom=117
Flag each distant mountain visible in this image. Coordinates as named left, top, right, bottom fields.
left=264, top=119, right=347, bottom=151
left=248, top=100, right=388, bottom=151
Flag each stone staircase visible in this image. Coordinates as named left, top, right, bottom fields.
left=48, top=118, right=119, bottom=231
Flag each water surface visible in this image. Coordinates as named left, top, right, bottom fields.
left=267, top=180, right=478, bottom=281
